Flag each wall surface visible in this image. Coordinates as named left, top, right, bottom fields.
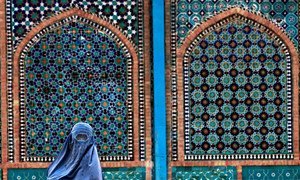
left=1, top=0, right=153, bottom=179
left=0, top=0, right=299, bottom=180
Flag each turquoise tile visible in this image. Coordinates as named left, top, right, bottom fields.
left=8, top=168, right=146, bottom=180
left=243, top=166, right=300, bottom=180
left=172, top=166, right=237, bottom=180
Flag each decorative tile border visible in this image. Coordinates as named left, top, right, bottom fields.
left=137, top=0, right=146, bottom=161
left=242, top=166, right=300, bottom=180
left=6, top=0, right=14, bottom=162
left=170, top=0, right=178, bottom=161
left=172, top=166, right=237, bottom=179
left=103, top=167, right=146, bottom=179
left=8, top=167, right=146, bottom=180
left=8, top=169, right=47, bottom=180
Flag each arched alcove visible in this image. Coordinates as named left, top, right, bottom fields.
left=13, top=9, right=139, bottom=162
left=174, top=7, right=299, bottom=161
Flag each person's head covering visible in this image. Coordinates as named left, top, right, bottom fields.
left=47, top=122, right=103, bottom=180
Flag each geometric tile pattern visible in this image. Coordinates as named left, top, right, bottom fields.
left=8, top=168, right=146, bottom=180
left=172, top=166, right=237, bottom=179
left=20, top=16, right=133, bottom=162
left=177, top=0, right=299, bottom=47
left=242, top=166, right=300, bottom=180
left=8, top=169, right=47, bottom=180
left=184, top=16, right=293, bottom=160
left=11, top=0, right=140, bottom=46
left=103, top=167, right=146, bottom=180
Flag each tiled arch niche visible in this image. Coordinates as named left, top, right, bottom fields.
left=183, top=15, right=294, bottom=160
left=12, top=9, right=148, bottom=161
left=17, top=15, right=136, bottom=162
left=167, top=4, right=299, bottom=179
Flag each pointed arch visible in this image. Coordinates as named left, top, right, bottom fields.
left=178, top=7, right=297, bottom=58
left=175, top=7, right=299, bottom=160
left=12, top=8, right=140, bottom=162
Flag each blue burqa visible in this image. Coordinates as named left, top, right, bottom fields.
left=47, top=122, right=103, bottom=180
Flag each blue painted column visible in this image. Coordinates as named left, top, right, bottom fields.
left=152, top=1, right=167, bottom=180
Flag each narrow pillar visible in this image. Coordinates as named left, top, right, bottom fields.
left=152, top=1, right=167, bottom=179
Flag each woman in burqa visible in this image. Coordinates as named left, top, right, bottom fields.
left=47, top=122, right=103, bottom=180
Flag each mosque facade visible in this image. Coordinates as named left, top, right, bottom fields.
left=0, top=0, right=299, bottom=179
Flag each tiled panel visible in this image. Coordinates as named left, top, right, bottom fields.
left=184, top=16, right=292, bottom=160
left=176, top=0, right=298, bottom=47
left=242, top=166, right=300, bottom=180
left=11, top=0, right=140, bottom=45
left=7, top=0, right=149, bottom=163
left=20, top=17, right=133, bottom=161
left=168, top=0, right=298, bottom=161
left=103, top=167, right=146, bottom=179
left=8, top=169, right=47, bottom=180
left=172, top=166, right=237, bottom=179
left=8, top=168, right=145, bottom=180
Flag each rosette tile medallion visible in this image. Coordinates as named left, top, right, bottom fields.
left=184, top=15, right=293, bottom=160
left=20, top=17, right=133, bottom=161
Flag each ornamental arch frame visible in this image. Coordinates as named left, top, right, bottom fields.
left=12, top=8, right=140, bottom=163
left=173, top=7, right=299, bottom=162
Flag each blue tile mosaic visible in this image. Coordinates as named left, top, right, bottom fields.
left=183, top=15, right=293, bottom=160
left=172, top=166, right=237, bottom=180
left=21, top=19, right=133, bottom=161
left=8, top=168, right=145, bottom=180
left=243, top=166, right=300, bottom=180
left=176, top=0, right=298, bottom=47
